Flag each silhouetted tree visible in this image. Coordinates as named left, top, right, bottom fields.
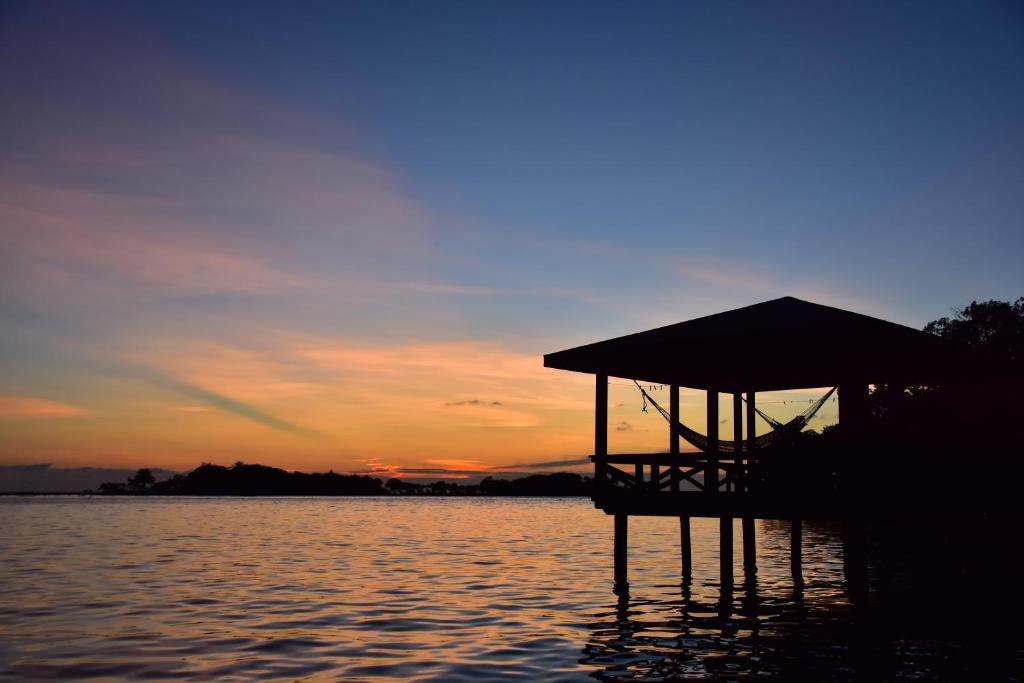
left=127, top=468, right=155, bottom=493
left=95, top=466, right=595, bottom=497
left=858, top=297, right=1024, bottom=497
left=924, top=298, right=1024, bottom=362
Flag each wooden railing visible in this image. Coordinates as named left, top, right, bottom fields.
left=592, top=453, right=758, bottom=495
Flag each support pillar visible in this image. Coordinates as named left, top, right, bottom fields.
left=838, top=383, right=869, bottom=433
left=670, top=384, right=680, bottom=491
left=670, top=385, right=680, bottom=455
left=743, top=390, right=757, bottom=574
left=791, top=519, right=804, bottom=587
left=742, top=517, right=756, bottom=576
left=745, top=391, right=756, bottom=491
left=720, top=516, right=733, bottom=590
left=614, top=514, right=629, bottom=595
left=595, top=374, right=608, bottom=459
left=706, top=388, right=719, bottom=492
left=838, top=383, right=869, bottom=494
left=733, top=393, right=743, bottom=493
left=680, top=515, right=692, bottom=580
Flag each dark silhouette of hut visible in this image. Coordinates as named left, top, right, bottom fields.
left=544, top=296, right=954, bottom=594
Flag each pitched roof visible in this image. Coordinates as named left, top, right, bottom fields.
left=543, top=296, right=950, bottom=392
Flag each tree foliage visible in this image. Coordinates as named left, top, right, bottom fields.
left=923, top=298, right=1024, bottom=364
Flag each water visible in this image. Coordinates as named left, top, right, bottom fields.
left=0, top=497, right=1018, bottom=681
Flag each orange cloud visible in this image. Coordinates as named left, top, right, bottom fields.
left=0, top=396, right=83, bottom=418
left=422, top=458, right=490, bottom=471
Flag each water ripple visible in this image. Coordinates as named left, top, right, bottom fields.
left=0, top=497, right=1020, bottom=681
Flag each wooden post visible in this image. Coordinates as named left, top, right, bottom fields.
left=791, top=519, right=804, bottom=587
left=680, top=515, right=692, bottom=580
left=720, top=516, right=733, bottom=590
left=838, top=383, right=868, bottom=493
left=742, top=517, right=756, bottom=575
left=733, top=393, right=743, bottom=493
left=706, top=388, right=719, bottom=492
left=670, top=385, right=680, bottom=454
left=743, top=390, right=757, bottom=574
left=673, top=384, right=690, bottom=579
left=595, top=374, right=608, bottom=459
left=745, top=391, right=756, bottom=490
left=670, top=384, right=680, bottom=491
left=838, top=382, right=868, bottom=433
left=614, top=514, right=629, bottom=595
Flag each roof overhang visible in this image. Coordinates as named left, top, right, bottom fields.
left=544, top=297, right=954, bottom=392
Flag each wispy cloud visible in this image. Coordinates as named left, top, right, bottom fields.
left=145, top=373, right=321, bottom=438
left=173, top=405, right=211, bottom=413
left=492, top=457, right=592, bottom=470
left=0, top=396, right=83, bottom=419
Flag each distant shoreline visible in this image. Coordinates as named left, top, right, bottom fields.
left=0, top=492, right=591, bottom=498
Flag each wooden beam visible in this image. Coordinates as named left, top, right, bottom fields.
left=595, top=374, right=608, bottom=459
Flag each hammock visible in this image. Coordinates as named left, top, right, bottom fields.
left=633, top=381, right=836, bottom=453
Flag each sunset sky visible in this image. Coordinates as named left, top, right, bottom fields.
left=1, top=1, right=1022, bottom=479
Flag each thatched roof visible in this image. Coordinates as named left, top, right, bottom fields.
left=544, top=297, right=950, bottom=392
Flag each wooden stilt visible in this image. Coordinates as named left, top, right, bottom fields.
left=733, top=393, right=743, bottom=494
left=742, top=517, right=757, bottom=575
left=614, top=514, right=629, bottom=595
left=791, top=519, right=804, bottom=587
left=838, top=383, right=869, bottom=494
left=745, top=390, right=756, bottom=486
left=670, top=385, right=680, bottom=455
left=595, top=374, right=608, bottom=459
left=706, top=388, right=719, bottom=492
left=720, top=516, right=733, bottom=590
left=743, top=390, right=757, bottom=575
left=670, top=384, right=680, bottom=491
left=680, top=515, right=692, bottom=580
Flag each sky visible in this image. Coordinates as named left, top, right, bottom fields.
left=1, top=1, right=1022, bottom=480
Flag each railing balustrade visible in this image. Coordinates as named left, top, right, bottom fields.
left=591, top=453, right=757, bottom=494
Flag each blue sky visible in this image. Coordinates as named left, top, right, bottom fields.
left=1, top=1, right=1021, bottom=473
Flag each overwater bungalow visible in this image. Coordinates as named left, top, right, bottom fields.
left=544, top=296, right=953, bottom=594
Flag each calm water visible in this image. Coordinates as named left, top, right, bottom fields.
left=0, top=497, right=1018, bottom=681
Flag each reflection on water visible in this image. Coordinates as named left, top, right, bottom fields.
left=0, top=498, right=1019, bottom=681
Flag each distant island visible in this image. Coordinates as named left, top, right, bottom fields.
left=96, top=462, right=593, bottom=497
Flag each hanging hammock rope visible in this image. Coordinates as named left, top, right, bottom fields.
left=632, top=381, right=836, bottom=453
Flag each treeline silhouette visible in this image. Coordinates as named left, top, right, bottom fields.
left=98, top=462, right=592, bottom=497
left=750, top=298, right=1024, bottom=500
